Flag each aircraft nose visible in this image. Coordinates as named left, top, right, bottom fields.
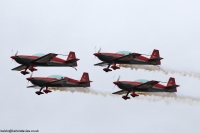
left=93, top=53, right=99, bottom=56
left=113, top=81, right=118, bottom=85
left=10, top=56, right=16, bottom=59
left=26, top=77, right=32, bottom=81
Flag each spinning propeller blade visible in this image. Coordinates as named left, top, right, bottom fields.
left=113, top=75, right=120, bottom=89
left=117, top=75, right=120, bottom=81
left=98, top=47, right=101, bottom=53
left=26, top=72, right=33, bottom=86
left=93, top=47, right=101, bottom=62
left=10, top=50, right=18, bottom=64
left=15, top=50, right=18, bottom=56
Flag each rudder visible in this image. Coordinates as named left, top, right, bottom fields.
left=165, top=77, right=179, bottom=92
left=65, top=51, right=79, bottom=66
left=80, top=72, right=92, bottom=87
left=149, top=49, right=163, bottom=65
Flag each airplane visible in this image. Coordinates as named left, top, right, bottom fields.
left=26, top=72, right=92, bottom=95
left=112, top=76, right=179, bottom=100
left=10, top=51, right=80, bottom=75
left=93, top=48, right=163, bottom=72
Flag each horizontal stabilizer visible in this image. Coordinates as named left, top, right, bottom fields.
left=79, top=81, right=93, bottom=83
left=148, top=57, right=163, bottom=62
left=165, top=85, right=180, bottom=89
left=65, top=58, right=80, bottom=63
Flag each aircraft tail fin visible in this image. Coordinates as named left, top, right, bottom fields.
left=165, top=77, right=179, bottom=92
left=79, top=72, right=92, bottom=87
left=148, top=49, right=163, bottom=65
left=65, top=51, right=80, bottom=66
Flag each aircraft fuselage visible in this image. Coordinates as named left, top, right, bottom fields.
left=14, top=56, right=73, bottom=67
left=97, top=53, right=156, bottom=65
left=116, top=81, right=174, bottom=92
left=29, top=78, right=89, bottom=88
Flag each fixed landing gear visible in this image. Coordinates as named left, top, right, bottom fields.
left=35, top=91, right=44, bottom=95
left=29, top=66, right=37, bottom=72
left=111, top=63, right=120, bottom=70
left=43, top=90, right=52, bottom=94
left=103, top=64, right=112, bottom=72
left=122, top=91, right=130, bottom=100
left=122, top=91, right=139, bottom=100
left=20, top=65, right=37, bottom=75
left=103, top=63, right=120, bottom=72
left=130, top=94, right=139, bottom=97
left=103, top=68, right=112, bottom=72
left=43, top=87, right=52, bottom=94
left=36, top=87, right=52, bottom=95
left=122, top=96, right=130, bottom=100
left=21, top=71, right=29, bottom=75
left=35, top=87, right=45, bottom=95
left=130, top=91, right=139, bottom=97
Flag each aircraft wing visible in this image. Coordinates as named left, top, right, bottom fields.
left=112, top=90, right=128, bottom=95
left=134, top=81, right=160, bottom=89
left=32, top=53, right=58, bottom=63
left=27, top=85, right=39, bottom=88
left=114, top=53, right=141, bottom=61
left=12, top=65, right=27, bottom=71
left=94, top=62, right=109, bottom=66
left=47, top=78, right=67, bottom=85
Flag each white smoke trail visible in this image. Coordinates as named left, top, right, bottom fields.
left=135, top=92, right=200, bottom=105
left=49, top=87, right=200, bottom=105
left=118, top=64, right=200, bottom=79
left=49, top=87, right=115, bottom=97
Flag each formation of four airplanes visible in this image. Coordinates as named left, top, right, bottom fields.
left=10, top=48, right=180, bottom=100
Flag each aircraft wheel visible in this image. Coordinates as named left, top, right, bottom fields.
left=103, top=68, right=112, bottom=72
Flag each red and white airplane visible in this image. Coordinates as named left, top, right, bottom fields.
left=11, top=51, right=79, bottom=75
left=112, top=76, right=179, bottom=100
left=93, top=49, right=163, bottom=72
left=26, top=72, right=92, bottom=95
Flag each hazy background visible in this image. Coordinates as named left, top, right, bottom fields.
left=1, top=0, right=200, bottom=132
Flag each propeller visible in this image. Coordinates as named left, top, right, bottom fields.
left=10, top=50, right=18, bottom=64
left=26, top=72, right=33, bottom=86
left=113, top=75, right=120, bottom=89
left=94, top=46, right=96, bottom=53
left=93, top=47, right=101, bottom=61
left=10, top=49, right=14, bottom=64
left=98, top=47, right=101, bottom=53
left=15, top=50, right=18, bottom=56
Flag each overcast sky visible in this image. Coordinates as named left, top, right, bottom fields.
left=1, top=0, right=200, bottom=133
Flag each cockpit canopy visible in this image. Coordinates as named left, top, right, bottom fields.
left=116, top=51, right=132, bottom=55
left=33, top=53, right=46, bottom=57
left=135, top=79, right=149, bottom=83
left=48, top=75, right=65, bottom=79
